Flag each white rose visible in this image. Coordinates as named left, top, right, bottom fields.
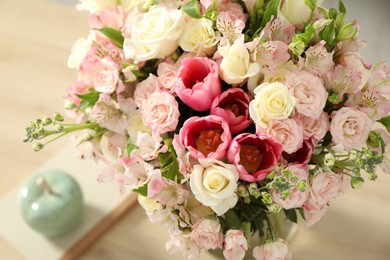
left=190, top=158, right=239, bottom=216
left=218, top=40, right=260, bottom=84
left=279, top=0, right=324, bottom=26
left=179, top=18, right=219, bottom=56
left=123, top=7, right=184, bottom=62
left=67, top=33, right=94, bottom=69
left=76, top=0, right=117, bottom=14
left=249, top=82, right=296, bottom=128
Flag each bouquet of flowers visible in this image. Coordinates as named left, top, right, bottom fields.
left=24, top=0, right=390, bottom=258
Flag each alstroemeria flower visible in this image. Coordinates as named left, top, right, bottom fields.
left=303, top=41, right=334, bottom=76
left=179, top=115, right=231, bottom=160
left=227, top=133, right=282, bottom=182
left=176, top=57, right=222, bottom=112
left=210, top=88, right=252, bottom=134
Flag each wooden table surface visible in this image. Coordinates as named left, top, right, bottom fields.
left=1, top=0, right=389, bottom=259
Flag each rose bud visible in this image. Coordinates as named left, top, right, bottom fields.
left=210, top=88, right=252, bottom=134
left=179, top=115, right=231, bottom=160
left=176, top=57, right=222, bottom=111
left=227, top=133, right=282, bottom=182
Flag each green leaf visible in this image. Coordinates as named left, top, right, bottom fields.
left=126, top=143, right=138, bottom=155
left=321, top=20, right=335, bottom=45
left=260, top=0, right=280, bottom=28
left=225, top=209, right=242, bottom=229
left=284, top=209, right=298, bottom=223
left=133, top=184, right=148, bottom=196
left=158, top=138, right=181, bottom=181
left=379, top=115, right=390, bottom=133
left=298, top=208, right=306, bottom=220
left=76, top=91, right=100, bottom=108
left=304, top=0, right=317, bottom=11
left=183, top=0, right=202, bottom=19
left=339, top=0, right=346, bottom=13
left=98, top=27, right=124, bottom=48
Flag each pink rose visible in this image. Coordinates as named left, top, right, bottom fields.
left=157, top=61, right=178, bottom=94
left=134, top=74, right=162, bottom=108
left=223, top=230, right=248, bottom=260
left=253, top=240, right=292, bottom=260
left=285, top=70, right=328, bottom=119
left=176, top=57, right=222, bottom=111
left=297, top=112, right=330, bottom=141
left=141, top=91, right=180, bottom=134
left=330, top=107, right=372, bottom=151
left=191, top=219, right=223, bottom=250
left=310, top=171, right=342, bottom=205
left=93, top=57, right=123, bottom=94
left=227, top=133, right=282, bottom=182
left=179, top=115, right=231, bottom=160
left=272, top=164, right=309, bottom=209
left=210, top=88, right=252, bottom=134
left=266, top=118, right=303, bottom=154
left=282, top=139, right=315, bottom=165
left=302, top=198, right=328, bottom=226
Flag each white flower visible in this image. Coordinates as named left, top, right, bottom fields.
left=179, top=18, right=219, bottom=56
left=279, top=0, right=324, bottom=26
left=76, top=0, right=117, bottom=14
left=67, top=33, right=94, bottom=69
left=249, top=82, right=296, bottom=128
left=218, top=39, right=260, bottom=84
left=190, top=158, right=239, bottom=216
left=127, top=110, right=151, bottom=144
left=123, top=6, right=184, bottom=62
left=138, top=195, right=160, bottom=215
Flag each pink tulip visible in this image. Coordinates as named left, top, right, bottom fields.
left=281, top=139, right=315, bottom=165
left=210, top=88, right=252, bottom=134
left=176, top=57, right=222, bottom=111
left=179, top=115, right=231, bottom=160
left=227, top=133, right=282, bottom=182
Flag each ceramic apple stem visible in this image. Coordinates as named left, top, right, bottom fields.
left=36, top=176, right=57, bottom=195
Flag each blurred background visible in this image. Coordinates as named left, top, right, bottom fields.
left=0, top=0, right=389, bottom=259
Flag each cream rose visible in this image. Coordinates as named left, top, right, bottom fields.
left=190, top=158, right=239, bottom=216
left=179, top=18, right=219, bottom=56
left=218, top=40, right=260, bottom=84
left=330, top=107, right=372, bottom=151
left=279, top=0, right=324, bottom=26
left=249, top=82, right=296, bottom=128
left=127, top=110, right=151, bottom=144
left=123, top=6, right=184, bottom=62
left=67, top=33, right=94, bottom=69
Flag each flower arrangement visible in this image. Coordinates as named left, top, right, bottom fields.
left=24, top=0, right=390, bottom=259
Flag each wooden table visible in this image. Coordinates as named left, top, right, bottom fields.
left=1, top=0, right=389, bottom=259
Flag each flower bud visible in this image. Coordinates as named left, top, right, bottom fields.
left=32, top=142, right=44, bottom=152
left=289, top=41, right=306, bottom=56
left=42, top=117, right=52, bottom=126
left=261, top=192, right=273, bottom=204
left=53, top=112, right=64, bottom=122
left=297, top=180, right=307, bottom=192
left=248, top=183, right=260, bottom=199
left=267, top=203, right=282, bottom=213
left=351, top=176, right=364, bottom=189
left=237, top=184, right=250, bottom=198
left=64, top=100, right=77, bottom=110
left=324, top=153, right=335, bottom=167
left=336, top=22, right=357, bottom=42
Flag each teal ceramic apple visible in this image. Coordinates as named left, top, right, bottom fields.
left=18, top=169, right=84, bottom=237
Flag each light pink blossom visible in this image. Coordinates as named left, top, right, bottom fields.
left=218, top=1, right=248, bottom=24
left=272, top=164, right=309, bottom=209
left=93, top=57, right=123, bottom=94
left=179, top=116, right=231, bottom=160
left=227, top=133, right=282, bottom=182
left=97, top=164, right=131, bottom=195
left=141, top=91, right=179, bottom=134
left=302, top=198, right=328, bottom=226
left=285, top=70, right=328, bottom=119
left=176, top=57, right=222, bottom=111
left=330, top=107, right=372, bottom=151
left=89, top=6, right=124, bottom=30
left=217, top=12, right=245, bottom=45
left=210, top=88, right=252, bottom=134
left=261, top=17, right=295, bottom=43
left=223, top=230, right=248, bottom=260
left=157, top=61, right=178, bottom=94
left=253, top=240, right=292, bottom=260
left=255, top=41, right=290, bottom=75
left=266, top=118, right=303, bottom=154
left=303, top=41, right=334, bottom=76
left=310, top=171, right=343, bottom=205
left=191, top=219, right=223, bottom=250
left=134, top=74, right=162, bottom=109
left=296, top=112, right=330, bottom=141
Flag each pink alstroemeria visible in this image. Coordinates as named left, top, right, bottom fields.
left=89, top=6, right=124, bottom=30
left=227, top=133, right=282, bottom=182
left=217, top=12, right=246, bottom=45
left=255, top=40, right=290, bottom=75
left=176, top=57, right=222, bottom=112
left=303, top=41, right=334, bottom=76
left=210, top=88, right=252, bottom=134
left=179, top=115, right=231, bottom=160
left=97, top=164, right=131, bottom=195
left=172, top=134, right=195, bottom=180
left=261, top=17, right=295, bottom=43
left=90, top=93, right=127, bottom=134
